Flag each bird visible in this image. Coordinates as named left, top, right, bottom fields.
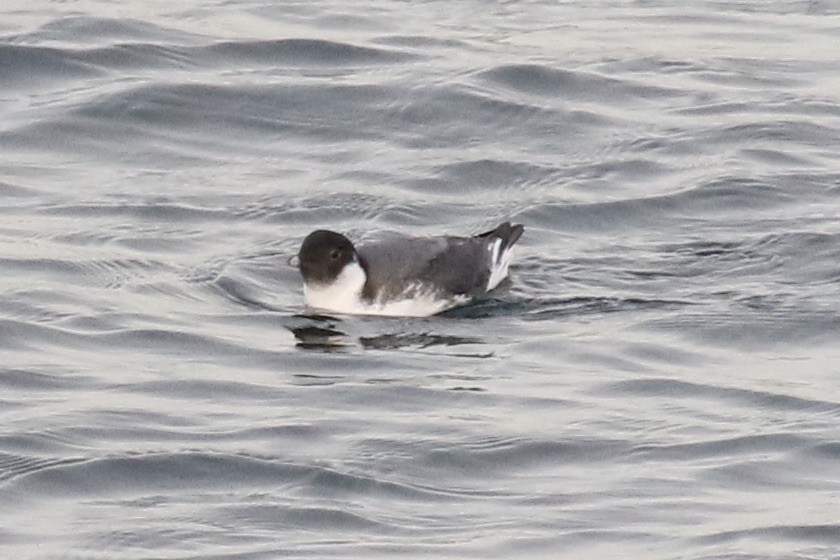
left=288, top=222, right=524, bottom=317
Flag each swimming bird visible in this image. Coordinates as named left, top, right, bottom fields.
left=288, top=222, right=524, bottom=317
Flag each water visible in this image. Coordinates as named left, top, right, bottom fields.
left=2, top=1, right=840, bottom=558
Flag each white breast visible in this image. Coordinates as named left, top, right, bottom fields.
left=304, top=261, right=368, bottom=314
left=303, top=261, right=468, bottom=317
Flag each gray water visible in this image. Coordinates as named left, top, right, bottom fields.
left=2, top=1, right=840, bottom=558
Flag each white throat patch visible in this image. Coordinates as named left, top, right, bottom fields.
left=303, top=260, right=367, bottom=314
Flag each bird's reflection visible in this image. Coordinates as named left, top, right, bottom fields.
left=287, top=314, right=486, bottom=354
left=359, top=332, right=482, bottom=350
left=290, top=324, right=350, bottom=351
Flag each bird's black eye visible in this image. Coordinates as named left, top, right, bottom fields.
left=329, top=249, right=340, bottom=260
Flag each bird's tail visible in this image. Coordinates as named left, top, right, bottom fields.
left=478, top=222, right=524, bottom=290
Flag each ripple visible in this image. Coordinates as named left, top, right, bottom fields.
left=630, top=433, right=811, bottom=462
left=523, top=296, right=692, bottom=322
left=429, top=159, right=564, bottom=192
left=695, top=524, right=840, bottom=545
left=0, top=44, right=102, bottom=87
left=0, top=368, right=93, bottom=390
left=1, top=33, right=414, bottom=88
left=0, top=452, right=86, bottom=485
left=2, top=80, right=401, bottom=160
left=14, top=15, right=205, bottom=46
left=518, top=175, right=795, bottom=232
left=598, top=378, right=840, bottom=413
left=2, top=451, right=468, bottom=504
left=481, top=63, right=684, bottom=103
left=4, top=452, right=306, bottom=497
left=422, top=436, right=630, bottom=472
left=0, top=255, right=169, bottom=289
left=207, top=38, right=417, bottom=65
left=0, top=180, right=45, bottom=199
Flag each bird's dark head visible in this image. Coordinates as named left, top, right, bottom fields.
left=289, top=230, right=358, bottom=285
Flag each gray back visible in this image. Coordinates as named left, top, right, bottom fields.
left=358, top=235, right=492, bottom=300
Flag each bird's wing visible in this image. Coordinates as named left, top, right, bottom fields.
left=358, top=222, right=524, bottom=301
left=357, top=234, right=488, bottom=300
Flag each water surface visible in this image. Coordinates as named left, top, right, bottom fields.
left=1, top=1, right=839, bottom=558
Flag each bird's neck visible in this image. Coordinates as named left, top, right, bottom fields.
left=304, top=261, right=367, bottom=313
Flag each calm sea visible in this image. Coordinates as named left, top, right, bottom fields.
left=2, top=1, right=839, bottom=558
